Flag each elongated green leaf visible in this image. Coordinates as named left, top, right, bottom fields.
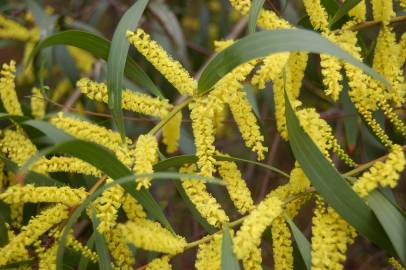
left=55, top=172, right=222, bottom=269
left=284, top=91, right=395, bottom=253
left=243, top=84, right=261, bottom=119
left=330, top=0, right=361, bottom=26
left=221, top=226, right=240, bottom=270
left=198, top=29, right=388, bottom=94
left=341, top=82, right=358, bottom=151
left=22, top=120, right=73, bottom=143
left=55, top=45, right=80, bottom=85
left=28, top=30, right=162, bottom=97
left=91, top=210, right=112, bottom=270
left=248, top=0, right=265, bottom=34
left=107, top=0, right=149, bottom=139
left=368, top=191, right=406, bottom=264
left=285, top=214, right=311, bottom=270
left=19, top=139, right=173, bottom=231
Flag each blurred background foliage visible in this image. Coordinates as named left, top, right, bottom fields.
left=0, top=0, right=405, bottom=269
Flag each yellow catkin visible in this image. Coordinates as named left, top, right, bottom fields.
left=0, top=204, right=69, bottom=266
left=371, top=0, right=394, bottom=23
left=226, top=87, right=267, bottom=160
left=311, top=200, right=356, bottom=270
left=52, top=79, right=72, bottom=102
left=189, top=98, right=217, bottom=177
left=38, top=244, right=57, bottom=270
left=35, top=156, right=102, bottom=177
left=77, top=78, right=172, bottom=118
left=31, top=87, right=46, bottom=119
left=50, top=113, right=134, bottom=167
left=67, top=46, right=94, bottom=74
left=0, top=15, right=32, bottom=41
left=146, top=256, right=172, bottom=270
left=388, top=257, right=405, bottom=270
left=252, top=53, right=290, bottom=89
left=217, top=160, right=254, bottom=214
left=180, top=164, right=229, bottom=227
left=233, top=196, right=283, bottom=261
left=242, top=247, right=262, bottom=270
left=118, top=218, right=187, bottom=255
left=127, top=29, right=196, bottom=96
left=195, top=234, right=222, bottom=270
left=122, top=194, right=147, bottom=220
left=67, top=234, right=98, bottom=263
left=0, top=161, right=4, bottom=190
left=94, top=181, right=125, bottom=234
left=273, top=52, right=308, bottom=139
left=320, top=52, right=343, bottom=101
left=0, top=184, right=87, bottom=205
left=302, top=0, right=329, bottom=31
left=0, top=129, right=37, bottom=165
left=353, top=144, right=405, bottom=198
left=105, top=226, right=136, bottom=269
left=348, top=0, right=366, bottom=22
left=133, top=134, right=158, bottom=190
left=10, top=203, right=24, bottom=228
left=228, top=0, right=291, bottom=29
left=162, top=111, right=182, bottom=153
left=0, top=60, right=23, bottom=116
left=272, top=217, right=294, bottom=270
left=373, top=26, right=404, bottom=106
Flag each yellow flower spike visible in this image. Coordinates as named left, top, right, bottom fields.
left=94, top=181, right=125, bottom=234
left=273, top=52, right=308, bottom=139
left=122, top=194, right=147, bottom=220
left=378, top=101, right=406, bottom=137
left=228, top=0, right=291, bottom=29
left=216, top=160, right=254, bottom=214
left=0, top=184, right=87, bottom=206
left=38, top=244, right=57, bottom=270
left=353, top=144, right=405, bottom=198
left=242, top=247, right=262, bottom=270
left=127, top=29, right=196, bottom=96
left=311, top=200, right=357, bottom=270
left=302, top=0, right=329, bottom=32
left=67, top=46, right=95, bottom=74
left=0, top=60, right=23, bottom=116
left=388, top=257, right=405, bottom=270
left=347, top=0, right=366, bottom=22
left=0, top=161, right=4, bottom=191
left=67, top=234, right=98, bottom=263
left=34, top=156, right=102, bottom=177
left=31, top=87, right=46, bottom=119
left=77, top=78, right=172, bottom=118
left=320, top=53, right=343, bottom=101
left=52, top=79, right=72, bottom=102
left=0, top=204, right=69, bottom=266
left=400, top=33, right=406, bottom=66
left=10, top=203, right=24, bottom=228
left=133, top=134, right=158, bottom=190
left=373, top=26, right=404, bottom=106
left=226, top=87, right=267, bottom=160
left=272, top=217, right=293, bottom=270
left=118, top=218, right=187, bottom=255
left=0, top=129, right=38, bottom=166
left=162, top=111, right=182, bottom=154
left=213, top=39, right=235, bottom=52
left=195, top=234, right=222, bottom=270
left=233, top=196, right=283, bottom=261
left=50, top=113, right=134, bottom=167
left=189, top=98, right=217, bottom=177
left=105, top=226, right=136, bottom=269
left=0, top=15, right=32, bottom=41
left=180, top=164, right=229, bottom=227
left=371, top=0, right=395, bottom=24
left=251, top=53, right=290, bottom=90
left=146, top=256, right=172, bottom=270
left=213, top=104, right=228, bottom=137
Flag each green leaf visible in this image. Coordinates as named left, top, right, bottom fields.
left=22, top=120, right=73, bottom=144
left=285, top=214, right=311, bottom=270
left=284, top=91, right=395, bottom=254
left=28, top=30, right=163, bottom=97
left=221, top=226, right=241, bottom=270
left=368, top=191, right=406, bottom=264
left=198, top=29, right=388, bottom=94
left=54, top=172, right=222, bottom=270
left=341, top=82, right=358, bottom=152
left=91, top=209, right=113, bottom=270
left=330, top=0, right=361, bottom=26
left=54, top=45, right=80, bottom=85
left=107, top=0, right=149, bottom=139
left=242, top=84, right=261, bottom=119
left=248, top=0, right=265, bottom=34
